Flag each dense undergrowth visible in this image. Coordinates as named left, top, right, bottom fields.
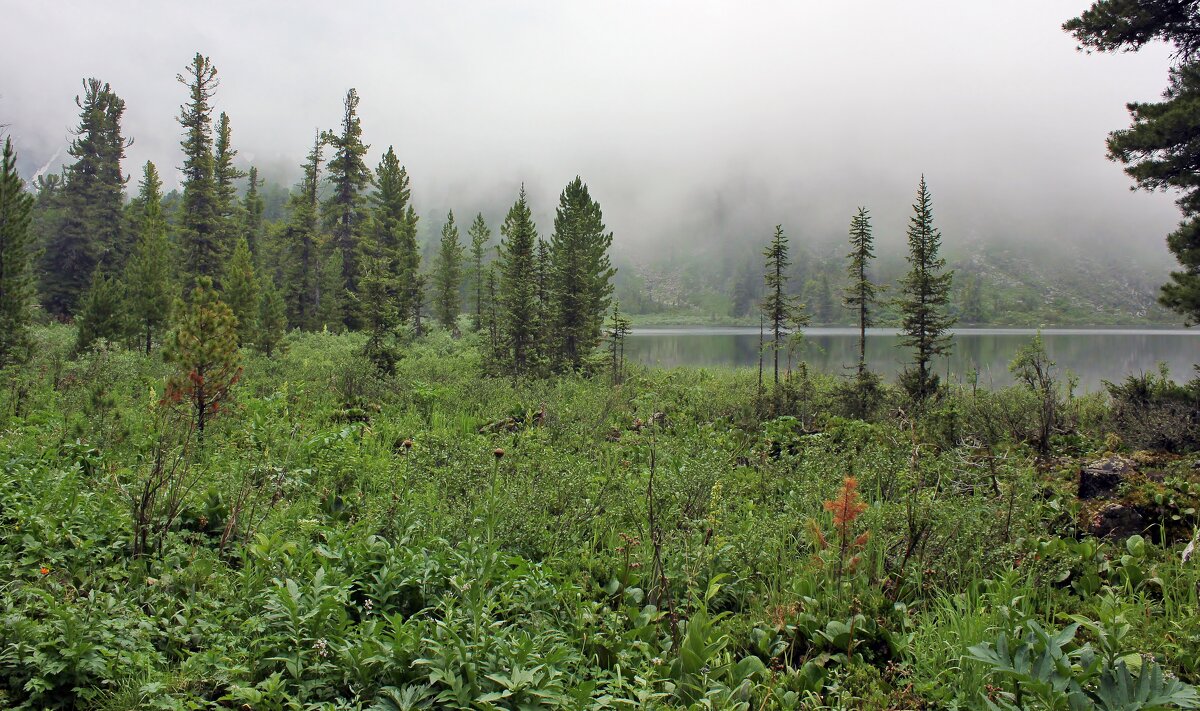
left=1, top=325, right=1199, bottom=709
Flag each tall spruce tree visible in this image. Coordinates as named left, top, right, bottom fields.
left=223, top=236, right=259, bottom=346
left=468, top=213, right=491, bottom=330
left=1066, top=3, right=1200, bottom=324
left=177, top=54, right=223, bottom=287
left=213, top=112, right=246, bottom=260
left=548, top=177, right=615, bottom=370
left=534, top=238, right=553, bottom=367
left=322, top=88, right=372, bottom=327
left=896, top=176, right=954, bottom=401
left=0, top=136, right=36, bottom=366
left=842, top=207, right=878, bottom=376
left=40, top=79, right=128, bottom=316
left=433, top=210, right=464, bottom=330
left=243, top=165, right=264, bottom=258
left=497, top=186, right=539, bottom=376
left=761, top=225, right=805, bottom=388
left=125, top=161, right=173, bottom=354
left=283, top=133, right=323, bottom=329
left=369, top=146, right=411, bottom=318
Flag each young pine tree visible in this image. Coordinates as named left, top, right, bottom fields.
left=896, top=176, right=955, bottom=401
left=256, top=277, right=287, bottom=357
left=74, top=270, right=127, bottom=353
left=177, top=54, right=223, bottom=287
left=548, top=176, right=615, bottom=371
left=433, top=210, right=465, bottom=330
left=223, top=236, right=260, bottom=346
left=164, top=276, right=242, bottom=436
left=842, top=207, right=878, bottom=377
left=0, top=136, right=36, bottom=367
left=322, top=88, right=372, bottom=327
left=497, top=186, right=539, bottom=376
left=468, top=213, right=491, bottom=331
left=125, top=161, right=174, bottom=354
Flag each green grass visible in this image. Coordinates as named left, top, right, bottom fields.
left=0, top=325, right=1198, bottom=709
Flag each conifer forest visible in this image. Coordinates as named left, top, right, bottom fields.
left=4, top=2, right=1200, bottom=709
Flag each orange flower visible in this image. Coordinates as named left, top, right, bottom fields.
left=39, top=567, right=49, bottom=576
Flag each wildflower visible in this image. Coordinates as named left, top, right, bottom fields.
left=402, top=438, right=414, bottom=451
left=313, top=638, right=329, bottom=658
left=493, top=448, right=505, bottom=459
left=39, top=566, right=49, bottom=576
left=363, top=598, right=374, bottom=614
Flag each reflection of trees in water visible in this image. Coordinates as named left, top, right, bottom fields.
left=624, top=331, right=1199, bottom=391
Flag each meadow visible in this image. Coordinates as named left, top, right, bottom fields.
left=1, top=325, right=1199, bottom=709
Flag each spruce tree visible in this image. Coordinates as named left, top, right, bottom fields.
left=223, top=236, right=259, bottom=346
left=214, top=112, right=245, bottom=251
left=468, top=213, right=491, bottom=330
left=40, top=79, right=128, bottom=316
left=548, top=177, right=615, bottom=370
left=1066, top=3, right=1200, bottom=323
left=534, top=238, right=553, bottom=368
left=401, top=205, right=422, bottom=328
left=842, top=207, right=878, bottom=377
left=317, top=248, right=345, bottom=332
left=177, top=54, right=222, bottom=286
left=358, top=255, right=400, bottom=373
left=125, top=161, right=173, bottom=354
left=321, top=88, right=372, bottom=327
left=497, top=186, right=539, bottom=376
left=761, top=225, right=805, bottom=389
left=164, top=276, right=241, bottom=436
left=283, top=133, right=323, bottom=329
left=0, top=136, right=36, bottom=367
left=606, top=300, right=632, bottom=385
left=256, top=277, right=287, bottom=357
left=896, top=176, right=955, bottom=401
left=369, top=146, right=410, bottom=310
left=433, top=210, right=464, bottom=330
left=243, top=166, right=265, bottom=258
left=74, top=270, right=127, bottom=353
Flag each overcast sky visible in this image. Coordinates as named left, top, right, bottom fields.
left=0, top=1, right=1183, bottom=261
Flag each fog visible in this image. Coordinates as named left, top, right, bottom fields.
left=0, top=1, right=1183, bottom=263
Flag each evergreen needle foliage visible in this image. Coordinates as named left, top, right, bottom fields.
left=0, top=136, right=35, bottom=366
left=896, top=176, right=954, bottom=401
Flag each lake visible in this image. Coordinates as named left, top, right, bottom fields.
left=625, top=327, right=1200, bottom=391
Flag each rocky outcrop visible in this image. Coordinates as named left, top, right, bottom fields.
left=1078, top=456, right=1136, bottom=500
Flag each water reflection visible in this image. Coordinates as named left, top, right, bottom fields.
left=625, top=328, right=1200, bottom=391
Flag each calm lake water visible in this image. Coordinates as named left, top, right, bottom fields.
left=626, top=328, right=1200, bottom=391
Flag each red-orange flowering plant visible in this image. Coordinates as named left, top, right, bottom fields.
left=815, top=476, right=871, bottom=581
